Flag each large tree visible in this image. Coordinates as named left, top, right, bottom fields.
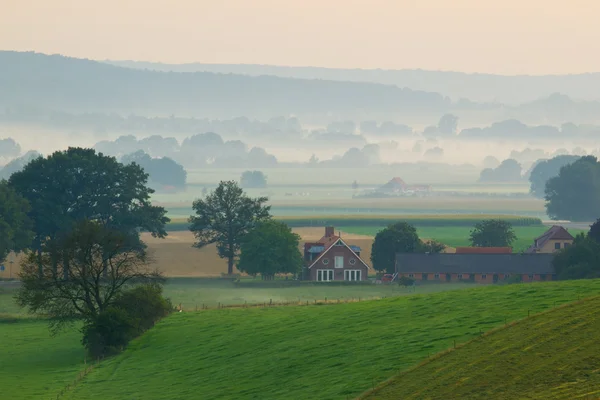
left=16, top=220, right=162, bottom=333
left=552, top=233, right=600, bottom=280
left=8, top=147, right=169, bottom=264
left=371, top=222, right=432, bottom=274
left=237, top=220, right=303, bottom=280
left=121, top=150, right=187, bottom=189
left=545, top=156, right=600, bottom=221
left=0, top=181, right=33, bottom=262
left=469, top=219, right=517, bottom=248
left=528, top=155, right=580, bottom=198
left=189, top=181, right=271, bottom=275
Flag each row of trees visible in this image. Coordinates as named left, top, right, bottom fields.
left=0, top=147, right=173, bottom=357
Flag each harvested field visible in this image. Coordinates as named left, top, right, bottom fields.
left=142, top=228, right=374, bottom=277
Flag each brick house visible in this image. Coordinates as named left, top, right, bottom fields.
left=525, top=225, right=575, bottom=254
left=304, top=227, right=370, bottom=281
left=395, top=253, right=555, bottom=283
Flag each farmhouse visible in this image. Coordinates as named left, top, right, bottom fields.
left=525, top=225, right=574, bottom=253
left=395, top=253, right=555, bottom=283
left=378, top=177, right=432, bottom=194
left=303, top=227, right=370, bottom=281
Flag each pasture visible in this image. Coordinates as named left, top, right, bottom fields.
left=362, top=296, right=600, bottom=400
left=59, top=280, right=600, bottom=400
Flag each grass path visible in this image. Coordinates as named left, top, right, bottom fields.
left=63, top=280, right=600, bottom=400
left=361, top=296, right=600, bottom=400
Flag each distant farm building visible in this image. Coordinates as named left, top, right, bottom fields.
left=395, top=252, right=555, bottom=283
left=525, top=225, right=574, bottom=254
left=303, top=227, right=370, bottom=281
left=377, top=177, right=431, bottom=194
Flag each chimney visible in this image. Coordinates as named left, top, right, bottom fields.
left=325, top=226, right=335, bottom=238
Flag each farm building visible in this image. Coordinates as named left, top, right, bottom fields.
left=455, top=247, right=512, bottom=254
left=395, top=253, right=555, bottom=283
left=303, top=227, right=370, bottom=281
left=377, top=177, right=431, bottom=194
left=525, top=225, right=574, bottom=253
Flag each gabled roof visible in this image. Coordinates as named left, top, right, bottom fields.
left=307, top=237, right=370, bottom=270
left=526, top=225, right=574, bottom=253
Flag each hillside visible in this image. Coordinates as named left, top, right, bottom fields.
left=60, top=280, right=600, bottom=400
left=0, top=51, right=449, bottom=118
left=107, top=60, right=600, bottom=104
left=361, top=296, right=600, bottom=400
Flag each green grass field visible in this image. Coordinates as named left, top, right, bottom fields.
left=361, top=296, right=600, bottom=400
left=161, top=279, right=472, bottom=309
left=0, top=319, right=86, bottom=400
left=343, top=226, right=586, bottom=252
left=54, top=280, right=600, bottom=400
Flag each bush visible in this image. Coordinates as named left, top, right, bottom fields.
left=82, top=284, right=173, bottom=358
left=398, top=276, right=415, bottom=287
left=113, top=284, right=174, bottom=334
left=82, top=307, right=136, bottom=358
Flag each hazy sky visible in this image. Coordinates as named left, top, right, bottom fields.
left=2, top=0, right=599, bottom=75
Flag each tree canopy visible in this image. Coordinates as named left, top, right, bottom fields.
left=16, top=220, right=162, bottom=333
left=8, top=147, right=169, bottom=256
left=240, top=170, right=267, bottom=189
left=552, top=233, right=600, bottom=280
left=189, top=181, right=271, bottom=275
left=545, top=156, right=600, bottom=221
left=478, top=159, right=522, bottom=182
left=528, top=155, right=580, bottom=198
left=469, top=219, right=517, bottom=248
left=371, top=222, right=443, bottom=273
left=0, top=181, right=33, bottom=262
left=121, top=150, right=187, bottom=189
left=237, top=220, right=303, bottom=280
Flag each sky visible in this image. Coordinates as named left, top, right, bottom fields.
left=2, top=0, right=599, bottom=75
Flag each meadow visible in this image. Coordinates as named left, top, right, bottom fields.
left=30, top=279, right=596, bottom=400
left=362, top=296, right=600, bottom=400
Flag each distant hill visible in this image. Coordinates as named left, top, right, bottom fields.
left=361, top=296, right=600, bottom=400
left=0, top=51, right=450, bottom=119
left=107, top=60, right=600, bottom=104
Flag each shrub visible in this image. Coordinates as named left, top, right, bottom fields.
left=398, top=276, right=415, bottom=287
left=82, top=307, right=136, bottom=358
left=113, top=284, right=174, bottom=334
left=82, top=284, right=173, bottom=358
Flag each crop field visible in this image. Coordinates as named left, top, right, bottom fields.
left=342, top=226, right=587, bottom=252
left=47, top=279, right=600, bottom=400
left=161, top=196, right=547, bottom=219
left=361, top=296, right=600, bottom=400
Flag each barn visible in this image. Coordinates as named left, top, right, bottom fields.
left=303, top=227, right=370, bottom=281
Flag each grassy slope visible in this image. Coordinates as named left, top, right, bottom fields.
left=0, top=319, right=85, bottom=400
left=64, top=280, right=600, bottom=400
left=343, top=226, right=586, bottom=252
left=362, top=296, right=600, bottom=400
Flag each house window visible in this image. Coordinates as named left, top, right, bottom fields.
left=334, top=240, right=344, bottom=246
left=529, top=274, right=534, bottom=280
left=564, top=243, right=571, bottom=248
left=408, top=273, right=414, bottom=278
left=434, top=273, right=440, bottom=280
left=334, top=256, right=344, bottom=268
left=344, top=270, right=362, bottom=281
left=555, top=242, right=561, bottom=250
left=317, top=269, right=334, bottom=282
left=504, top=274, right=510, bottom=279
left=457, top=274, right=463, bottom=279
left=322, top=258, right=329, bottom=265
left=481, top=274, right=487, bottom=279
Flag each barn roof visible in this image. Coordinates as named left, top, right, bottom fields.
left=455, top=247, right=512, bottom=254
left=395, top=253, right=555, bottom=275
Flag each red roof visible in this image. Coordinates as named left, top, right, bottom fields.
left=455, top=247, right=513, bottom=254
